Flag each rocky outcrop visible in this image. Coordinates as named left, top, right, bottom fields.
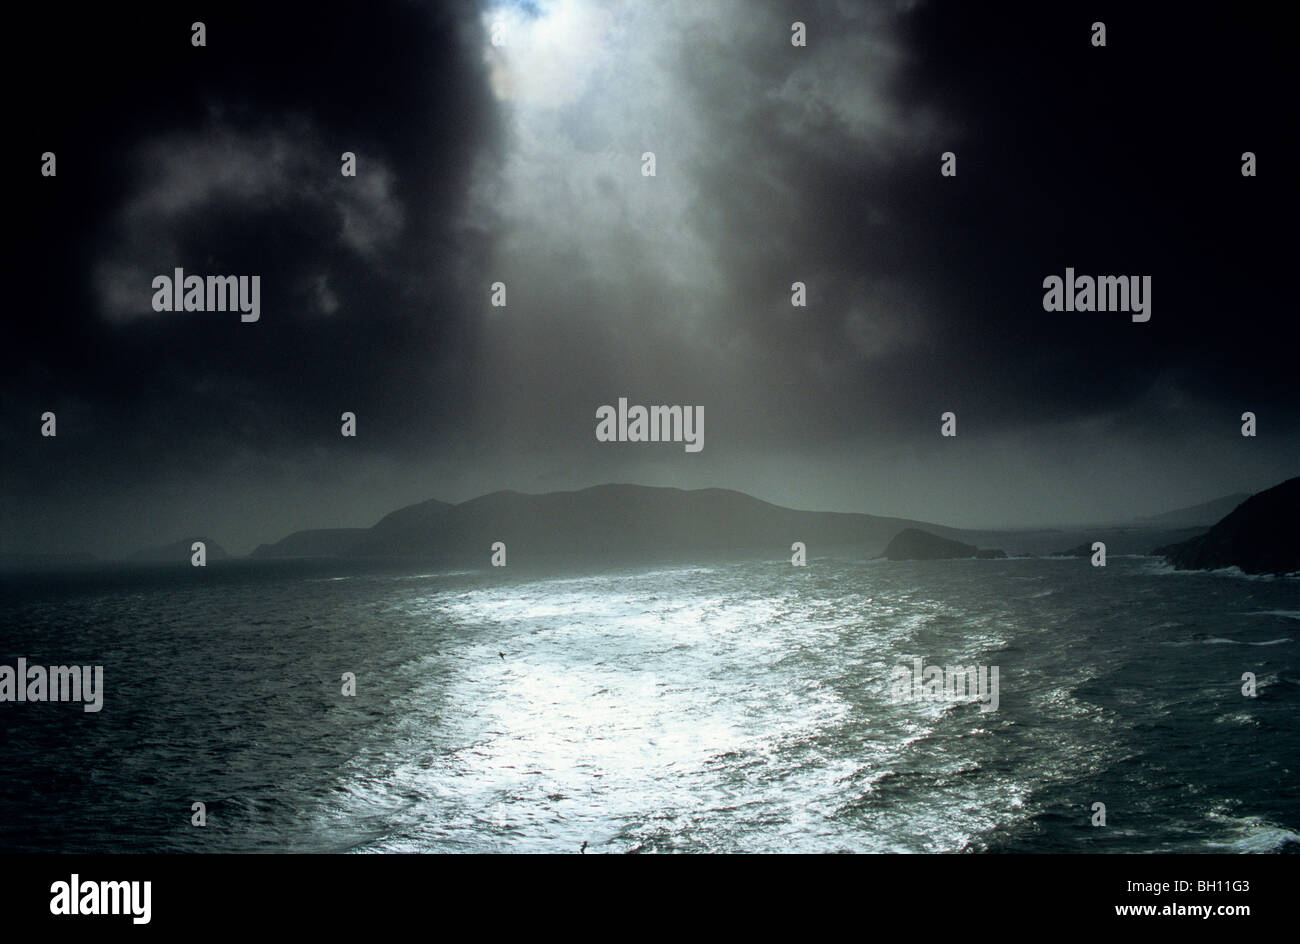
left=1153, top=477, right=1299, bottom=576
left=883, top=528, right=1005, bottom=561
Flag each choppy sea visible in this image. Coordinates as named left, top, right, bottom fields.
left=1, top=556, right=1296, bottom=853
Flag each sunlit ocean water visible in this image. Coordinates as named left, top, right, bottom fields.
left=1, top=557, right=1297, bottom=853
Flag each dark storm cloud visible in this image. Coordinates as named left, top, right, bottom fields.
left=647, top=1, right=1298, bottom=443
left=3, top=0, right=1295, bottom=554
left=6, top=3, right=499, bottom=487
left=458, top=0, right=1295, bottom=531
left=883, top=2, right=1297, bottom=428
left=468, top=0, right=1297, bottom=448
left=5, top=1, right=508, bottom=552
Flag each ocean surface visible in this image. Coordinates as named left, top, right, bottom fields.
left=1, top=556, right=1297, bottom=853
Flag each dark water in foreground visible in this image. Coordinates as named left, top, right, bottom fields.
left=1, top=556, right=1297, bottom=853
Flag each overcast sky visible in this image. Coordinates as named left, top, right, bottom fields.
left=4, top=0, right=1295, bottom=556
